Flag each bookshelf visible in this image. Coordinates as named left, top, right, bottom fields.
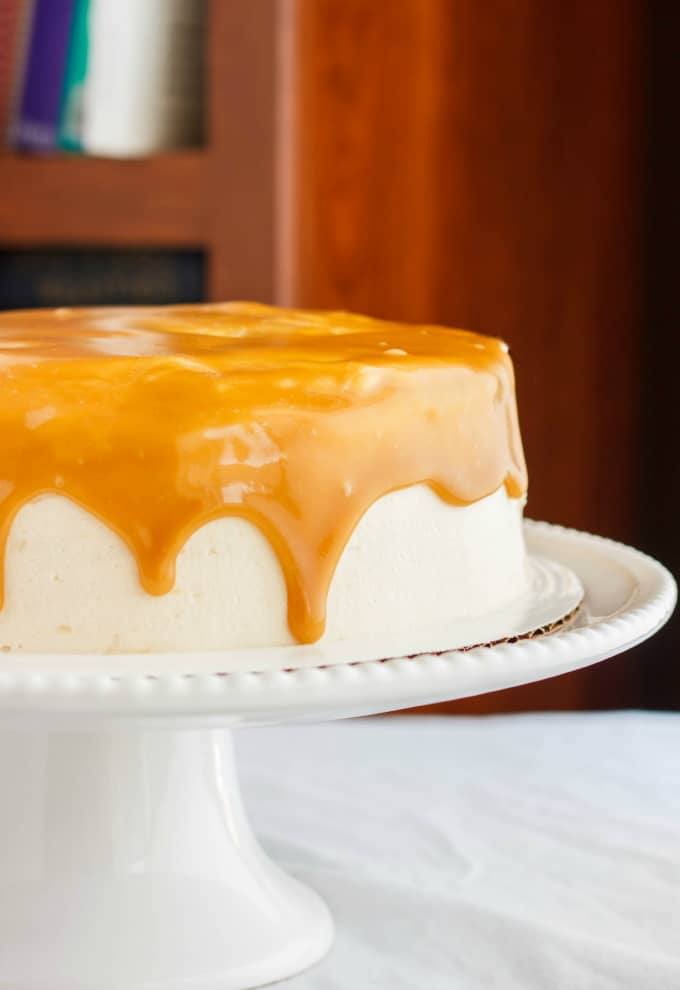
left=0, top=153, right=205, bottom=245
left=0, top=0, right=279, bottom=301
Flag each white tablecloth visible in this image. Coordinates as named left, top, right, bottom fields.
left=237, top=712, right=680, bottom=989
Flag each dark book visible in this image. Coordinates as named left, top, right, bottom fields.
left=10, top=0, right=76, bottom=151
left=0, top=249, right=205, bottom=309
left=0, top=0, right=30, bottom=140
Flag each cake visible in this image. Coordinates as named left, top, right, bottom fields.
left=0, top=302, right=528, bottom=662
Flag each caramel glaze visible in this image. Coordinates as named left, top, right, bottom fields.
left=0, top=303, right=527, bottom=644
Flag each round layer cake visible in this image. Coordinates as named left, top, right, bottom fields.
left=0, top=302, right=528, bottom=657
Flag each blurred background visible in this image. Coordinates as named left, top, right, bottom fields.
left=0, top=0, right=676, bottom=712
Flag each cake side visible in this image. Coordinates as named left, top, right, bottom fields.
left=0, top=486, right=526, bottom=654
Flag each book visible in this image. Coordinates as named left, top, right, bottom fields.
left=57, top=0, right=90, bottom=152
left=83, top=0, right=204, bottom=158
left=10, top=0, right=75, bottom=152
left=0, top=0, right=33, bottom=141
left=0, top=249, right=205, bottom=309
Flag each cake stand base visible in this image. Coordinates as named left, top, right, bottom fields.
left=0, top=726, right=333, bottom=990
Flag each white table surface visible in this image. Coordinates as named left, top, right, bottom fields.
left=238, top=712, right=680, bottom=989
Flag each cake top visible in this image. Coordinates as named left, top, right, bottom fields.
left=0, top=299, right=511, bottom=366
left=0, top=302, right=527, bottom=644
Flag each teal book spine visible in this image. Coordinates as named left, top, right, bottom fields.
left=56, top=0, right=90, bottom=152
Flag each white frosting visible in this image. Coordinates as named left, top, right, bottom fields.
left=0, top=485, right=528, bottom=658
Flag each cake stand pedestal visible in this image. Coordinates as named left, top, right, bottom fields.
left=0, top=725, right=331, bottom=990
left=0, top=522, right=674, bottom=990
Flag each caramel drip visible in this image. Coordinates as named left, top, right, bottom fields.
left=0, top=303, right=527, bottom=644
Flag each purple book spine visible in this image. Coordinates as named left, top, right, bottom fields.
left=12, top=0, right=75, bottom=151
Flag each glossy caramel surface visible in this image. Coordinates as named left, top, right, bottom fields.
left=0, top=302, right=527, bottom=643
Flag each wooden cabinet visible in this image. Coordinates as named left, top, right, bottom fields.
left=277, top=0, right=649, bottom=712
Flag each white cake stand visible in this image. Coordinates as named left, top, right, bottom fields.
left=0, top=522, right=674, bottom=990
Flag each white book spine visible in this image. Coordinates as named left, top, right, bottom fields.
left=82, top=0, right=203, bottom=158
